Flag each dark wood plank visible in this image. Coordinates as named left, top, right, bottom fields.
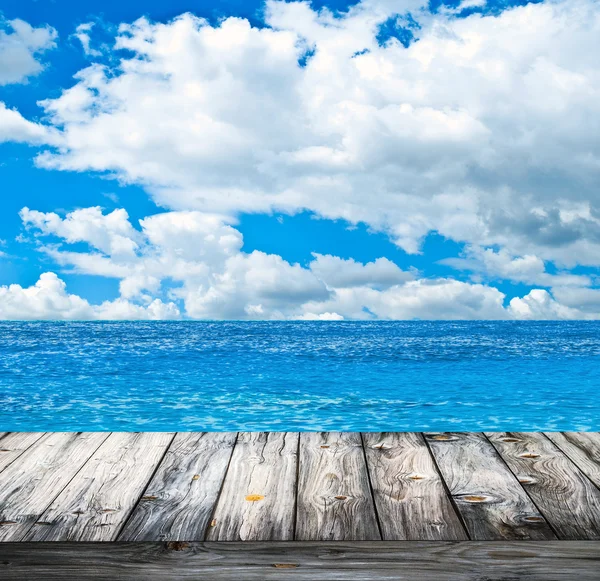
left=0, top=432, right=109, bottom=541
left=206, top=432, right=298, bottom=541
left=2, top=541, right=600, bottom=580
left=23, top=432, right=174, bottom=542
left=363, top=432, right=467, bottom=540
left=545, top=432, right=600, bottom=489
left=119, top=432, right=237, bottom=541
left=425, top=432, right=555, bottom=540
left=0, top=432, right=46, bottom=473
left=487, top=432, right=600, bottom=539
left=296, top=432, right=380, bottom=541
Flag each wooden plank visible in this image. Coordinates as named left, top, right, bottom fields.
left=487, top=432, right=600, bottom=540
left=2, top=541, right=600, bottom=580
left=206, top=432, right=298, bottom=541
left=363, top=432, right=467, bottom=540
left=425, top=432, right=555, bottom=540
left=119, top=432, right=237, bottom=541
left=0, top=432, right=109, bottom=541
left=23, top=432, right=174, bottom=542
left=0, top=432, right=46, bottom=473
left=545, top=432, right=600, bottom=489
left=296, top=432, right=380, bottom=541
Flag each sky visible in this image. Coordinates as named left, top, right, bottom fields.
left=0, top=0, right=599, bottom=320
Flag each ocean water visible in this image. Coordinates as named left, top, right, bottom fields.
left=0, top=321, right=599, bottom=432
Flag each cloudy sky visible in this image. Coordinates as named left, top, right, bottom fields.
left=0, top=0, right=599, bottom=320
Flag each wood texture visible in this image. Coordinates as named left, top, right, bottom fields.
left=3, top=431, right=600, bottom=544
left=119, top=432, right=237, bottom=541
left=487, top=432, right=600, bottom=540
left=545, top=432, right=600, bottom=489
left=425, top=432, right=555, bottom=540
left=363, top=432, right=467, bottom=540
left=2, top=541, right=600, bottom=580
left=296, top=432, right=380, bottom=540
left=23, top=432, right=174, bottom=542
left=0, top=432, right=46, bottom=473
left=206, top=432, right=298, bottom=541
left=0, top=432, right=109, bottom=541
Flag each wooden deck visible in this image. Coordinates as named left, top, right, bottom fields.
left=1, top=431, right=600, bottom=579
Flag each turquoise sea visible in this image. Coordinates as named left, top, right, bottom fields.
left=0, top=321, right=598, bottom=432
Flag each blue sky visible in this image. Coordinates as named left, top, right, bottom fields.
left=1, top=0, right=599, bottom=319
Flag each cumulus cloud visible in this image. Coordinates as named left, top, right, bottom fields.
left=11, top=205, right=598, bottom=320
left=15, top=0, right=600, bottom=269
left=3, top=1, right=600, bottom=320
left=0, top=272, right=180, bottom=320
left=0, top=102, right=57, bottom=144
left=310, top=253, right=413, bottom=288
left=0, top=18, right=57, bottom=85
left=507, top=289, right=590, bottom=320
left=441, top=245, right=592, bottom=287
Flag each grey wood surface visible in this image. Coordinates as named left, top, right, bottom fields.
left=119, top=432, right=237, bottom=541
left=2, top=541, right=600, bottom=580
left=0, top=432, right=46, bottom=473
left=2, top=432, right=600, bottom=544
left=545, top=432, right=600, bottom=489
left=425, top=432, right=556, bottom=540
left=23, top=432, right=174, bottom=542
left=0, top=432, right=109, bottom=541
left=206, top=432, right=299, bottom=541
left=363, top=432, right=468, bottom=540
left=296, top=432, right=380, bottom=541
left=487, top=432, right=600, bottom=540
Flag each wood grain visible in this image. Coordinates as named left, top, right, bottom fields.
left=206, top=432, right=298, bottom=541
left=23, top=432, right=174, bottom=542
left=0, top=432, right=109, bottom=541
left=363, top=432, right=467, bottom=540
left=2, top=541, right=600, bottom=580
left=119, top=432, right=237, bottom=541
left=425, top=432, right=555, bottom=540
left=487, top=432, right=600, bottom=539
left=0, top=432, right=46, bottom=473
left=545, top=432, right=600, bottom=489
left=296, top=432, right=380, bottom=541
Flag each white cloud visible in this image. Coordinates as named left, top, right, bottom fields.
left=310, top=253, right=413, bottom=288
left=21, top=206, right=141, bottom=256
left=12, top=205, right=599, bottom=320
left=15, top=0, right=600, bottom=270
left=0, top=272, right=180, bottom=320
left=0, top=102, right=56, bottom=144
left=302, top=278, right=510, bottom=320
left=507, top=289, right=596, bottom=320
left=3, top=2, right=600, bottom=320
left=0, top=18, right=57, bottom=85
left=73, top=22, right=102, bottom=57
left=441, top=246, right=592, bottom=287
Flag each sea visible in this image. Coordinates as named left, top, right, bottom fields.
left=0, top=321, right=598, bottom=432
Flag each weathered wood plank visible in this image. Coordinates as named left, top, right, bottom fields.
left=545, top=432, right=600, bottom=489
left=23, top=432, right=174, bottom=542
left=0, top=432, right=46, bottom=473
left=206, top=432, right=298, bottom=541
left=2, top=541, right=600, bottom=580
left=487, top=432, right=600, bottom=540
left=425, top=432, right=555, bottom=540
left=296, top=432, right=380, bottom=541
left=0, top=432, right=109, bottom=541
left=363, top=432, right=467, bottom=540
left=119, top=432, right=237, bottom=541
